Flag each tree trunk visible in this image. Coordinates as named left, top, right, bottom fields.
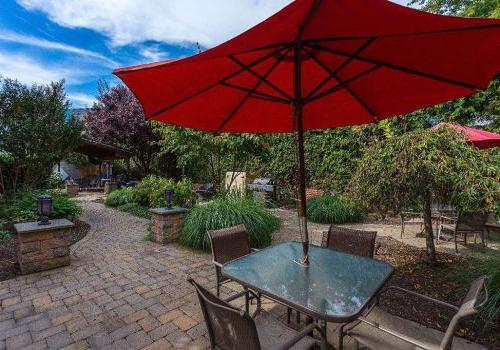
left=423, top=191, right=437, bottom=263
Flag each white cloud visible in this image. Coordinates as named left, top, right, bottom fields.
left=16, top=0, right=293, bottom=48
left=0, top=29, right=118, bottom=67
left=138, top=45, right=170, bottom=62
left=0, top=51, right=87, bottom=85
left=68, top=92, right=96, bottom=107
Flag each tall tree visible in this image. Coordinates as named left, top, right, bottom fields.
left=84, top=83, right=160, bottom=176
left=349, top=127, right=499, bottom=263
left=0, top=78, right=82, bottom=197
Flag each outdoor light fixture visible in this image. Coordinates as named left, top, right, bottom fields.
left=164, top=188, right=173, bottom=209
left=37, top=194, right=53, bottom=225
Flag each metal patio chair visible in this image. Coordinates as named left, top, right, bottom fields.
left=207, top=224, right=260, bottom=314
left=437, top=212, right=489, bottom=252
left=287, top=225, right=377, bottom=324
left=339, top=276, right=489, bottom=350
left=188, top=278, right=322, bottom=350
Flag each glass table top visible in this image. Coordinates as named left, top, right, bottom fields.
left=223, top=241, right=393, bottom=322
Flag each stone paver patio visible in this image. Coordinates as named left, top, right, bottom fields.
left=1, top=199, right=216, bottom=349
left=0, top=194, right=489, bottom=349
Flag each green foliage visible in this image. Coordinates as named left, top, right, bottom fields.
left=155, top=125, right=265, bottom=191
left=116, top=203, right=151, bottom=219
left=349, top=128, right=500, bottom=215
left=132, top=175, right=196, bottom=208
left=45, top=173, right=64, bottom=189
left=0, top=78, right=82, bottom=197
left=179, top=195, right=281, bottom=251
left=307, top=195, right=363, bottom=224
left=144, top=224, right=152, bottom=241
left=104, top=188, right=135, bottom=207
left=2, top=190, right=82, bottom=223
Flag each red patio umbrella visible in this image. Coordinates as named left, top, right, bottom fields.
left=114, top=0, right=500, bottom=265
left=436, top=123, right=500, bottom=149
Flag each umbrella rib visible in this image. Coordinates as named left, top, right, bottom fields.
left=148, top=47, right=286, bottom=120
left=305, top=47, right=380, bottom=120
left=228, top=55, right=293, bottom=100
left=304, top=37, right=375, bottom=101
left=306, top=65, right=381, bottom=104
left=305, top=42, right=483, bottom=91
left=219, top=82, right=290, bottom=104
left=216, top=47, right=292, bottom=132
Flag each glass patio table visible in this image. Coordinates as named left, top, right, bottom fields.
left=222, top=241, right=394, bottom=324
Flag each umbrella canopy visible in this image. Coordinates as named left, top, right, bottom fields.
left=436, top=123, right=500, bottom=149
left=115, top=0, right=500, bottom=264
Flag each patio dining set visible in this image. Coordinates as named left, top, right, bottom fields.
left=401, top=208, right=499, bottom=252
left=186, top=224, right=488, bottom=350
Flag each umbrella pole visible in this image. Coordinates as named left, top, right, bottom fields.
left=293, top=40, right=310, bottom=266
left=295, top=105, right=310, bottom=266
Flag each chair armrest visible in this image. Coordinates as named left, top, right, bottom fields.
left=401, top=211, right=423, bottom=218
left=251, top=248, right=260, bottom=252
left=353, top=317, right=439, bottom=350
left=275, top=323, right=321, bottom=350
left=212, top=260, right=224, bottom=268
left=378, top=286, right=459, bottom=311
left=224, top=289, right=259, bottom=303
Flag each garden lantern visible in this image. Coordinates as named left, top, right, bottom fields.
left=37, top=194, right=52, bottom=225
left=164, top=188, right=173, bottom=209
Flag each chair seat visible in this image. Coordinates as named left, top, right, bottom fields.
left=440, top=224, right=456, bottom=232
left=347, top=307, right=443, bottom=350
left=255, top=312, right=318, bottom=350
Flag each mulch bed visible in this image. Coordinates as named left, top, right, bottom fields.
left=374, top=236, right=498, bottom=349
left=0, top=219, right=90, bottom=281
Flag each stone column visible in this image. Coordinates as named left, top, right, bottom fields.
left=104, top=181, right=118, bottom=194
left=150, top=208, right=188, bottom=244
left=65, top=183, right=79, bottom=196
left=14, top=219, right=74, bottom=275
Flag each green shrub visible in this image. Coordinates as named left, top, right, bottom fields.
left=133, top=175, right=196, bottom=208
left=307, top=195, right=362, bottom=224
left=105, top=188, right=135, bottom=207
left=3, top=190, right=82, bottom=223
left=179, top=195, right=281, bottom=251
left=117, top=203, right=151, bottom=219
left=45, top=173, right=64, bottom=189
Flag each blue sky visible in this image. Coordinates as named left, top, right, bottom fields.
left=0, top=0, right=409, bottom=108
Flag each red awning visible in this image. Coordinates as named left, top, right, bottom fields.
left=436, top=123, right=500, bottom=149
left=114, top=0, right=500, bottom=134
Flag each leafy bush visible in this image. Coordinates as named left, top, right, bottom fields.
left=105, top=188, right=135, bottom=207
left=46, top=173, right=64, bottom=189
left=307, top=195, right=362, bottom=224
left=179, top=195, right=281, bottom=251
left=133, top=175, right=196, bottom=208
left=3, top=190, right=82, bottom=223
left=117, top=203, right=151, bottom=219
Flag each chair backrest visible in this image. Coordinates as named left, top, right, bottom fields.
left=456, top=212, right=489, bottom=232
left=207, top=224, right=251, bottom=265
left=440, top=276, right=488, bottom=350
left=188, top=278, right=261, bottom=350
left=326, top=225, right=377, bottom=258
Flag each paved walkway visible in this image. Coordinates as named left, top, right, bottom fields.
left=0, top=199, right=215, bottom=349
left=0, top=196, right=489, bottom=350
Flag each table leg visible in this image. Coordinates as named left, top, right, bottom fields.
left=320, top=319, right=328, bottom=350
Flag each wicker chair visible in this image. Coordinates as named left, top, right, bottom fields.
left=188, top=278, right=322, bottom=350
left=437, top=212, right=489, bottom=252
left=287, top=226, right=377, bottom=324
left=207, top=224, right=260, bottom=313
left=339, top=276, right=489, bottom=350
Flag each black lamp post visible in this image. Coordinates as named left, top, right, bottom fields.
left=37, top=194, right=53, bottom=225
left=164, top=188, right=173, bottom=209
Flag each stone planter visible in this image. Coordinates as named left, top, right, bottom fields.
left=150, top=207, right=188, bottom=244
left=14, top=219, right=74, bottom=275
left=65, top=183, right=79, bottom=196
left=104, top=181, right=118, bottom=194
